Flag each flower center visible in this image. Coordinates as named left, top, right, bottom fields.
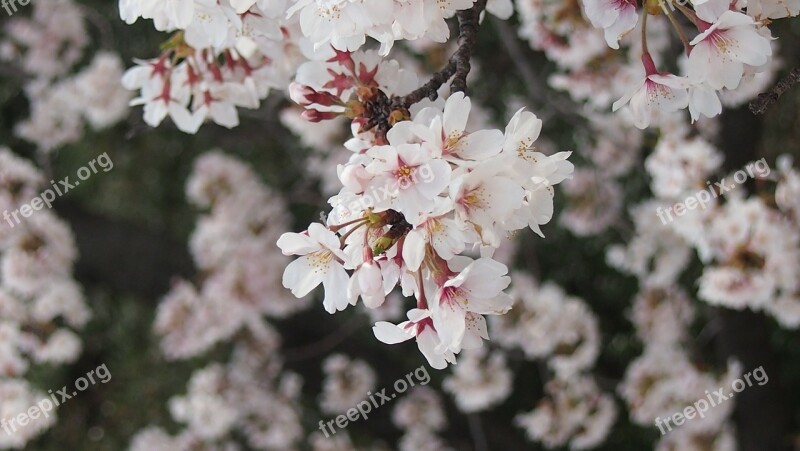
left=308, top=249, right=334, bottom=273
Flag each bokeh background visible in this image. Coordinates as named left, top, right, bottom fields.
left=1, top=0, right=800, bottom=450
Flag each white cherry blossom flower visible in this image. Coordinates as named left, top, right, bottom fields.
left=431, top=257, right=513, bottom=354
left=583, top=0, right=638, bottom=49
left=373, top=308, right=456, bottom=369
left=612, top=55, right=690, bottom=129
left=277, top=223, right=351, bottom=313
left=688, top=11, right=773, bottom=90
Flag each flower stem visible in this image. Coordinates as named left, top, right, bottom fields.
left=338, top=220, right=369, bottom=247
left=661, top=2, right=692, bottom=55
left=640, top=6, right=649, bottom=55
left=673, top=2, right=705, bottom=30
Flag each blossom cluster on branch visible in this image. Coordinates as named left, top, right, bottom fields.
left=280, top=70, right=573, bottom=367
left=522, top=0, right=796, bottom=128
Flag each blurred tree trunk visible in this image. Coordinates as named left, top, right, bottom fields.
left=715, top=106, right=791, bottom=451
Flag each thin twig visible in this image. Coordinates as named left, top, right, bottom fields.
left=399, top=61, right=457, bottom=107
left=283, top=315, right=365, bottom=362
left=662, top=3, right=691, bottom=55
left=750, top=67, right=800, bottom=115
left=468, top=413, right=489, bottom=451
left=77, top=4, right=116, bottom=50
left=489, top=17, right=581, bottom=121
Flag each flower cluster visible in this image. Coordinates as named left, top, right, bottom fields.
left=131, top=329, right=304, bottom=450
left=132, top=152, right=308, bottom=449
left=483, top=271, right=616, bottom=448
left=442, top=346, right=512, bottom=413
left=120, top=0, right=329, bottom=132
left=580, top=0, right=791, bottom=127
left=122, top=37, right=301, bottom=133
left=2, top=0, right=131, bottom=152
left=155, top=151, right=308, bottom=360
left=492, top=273, right=601, bottom=377
left=516, top=374, right=618, bottom=450
left=693, top=197, right=800, bottom=324
left=0, top=148, right=90, bottom=448
left=620, top=348, right=741, bottom=448
left=287, top=0, right=513, bottom=55
left=1, top=0, right=87, bottom=79
left=279, top=51, right=573, bottom=369
left=608, top=143, right=800, bottom=447
left=319, top=354, right=377, bottom=414
left=512, top=0, right=792, bottom=128
left=112, top=0, right=800, bottom=448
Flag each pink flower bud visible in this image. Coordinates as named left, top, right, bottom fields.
left=289, top=82, right=315, bottom=105
left=290, top=82, right=341, bottom=106
left=358, top=261, right=385, bottom=309
left=301, top=109, right=339, bottom=122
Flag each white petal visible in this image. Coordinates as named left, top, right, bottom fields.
left=402, top=228, right=427, bottom=272
left=282, top=256, right=324, bottom=298
left=373, top=321, right=415, bottom=344
left=277, top=232, right=319, bottom=255
left=322, top=264, right=351, bottom=313
left=443, top=92, right=469, bottom=135
left=417, top=327, right=449, bottom=369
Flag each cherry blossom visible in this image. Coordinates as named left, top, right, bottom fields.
left=373, top=308, right=456, bottom=369
left=583, top=0, right=638, bottom=49
left=613, top=54, right=691, bottom=129
left=278, top=223, right=351, bottom=313
left=687, top=11, right=773, bottom=91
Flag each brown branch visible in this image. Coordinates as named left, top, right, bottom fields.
left=400, top=61, right=458, bottom=107
left=749, top=67, right=800, bottom=115
left=398, top=0, right=488, bottom=108
left=449, top=0, right=485, bottom=93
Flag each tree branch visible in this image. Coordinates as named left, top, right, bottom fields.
left=399, top=0, right=488, bottom=108
left=749, top=67, right=800, bottom=115
left=449, top=0, right=485, bottom=93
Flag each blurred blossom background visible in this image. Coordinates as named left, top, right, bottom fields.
left=1, top=0, right=800, bottom=450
